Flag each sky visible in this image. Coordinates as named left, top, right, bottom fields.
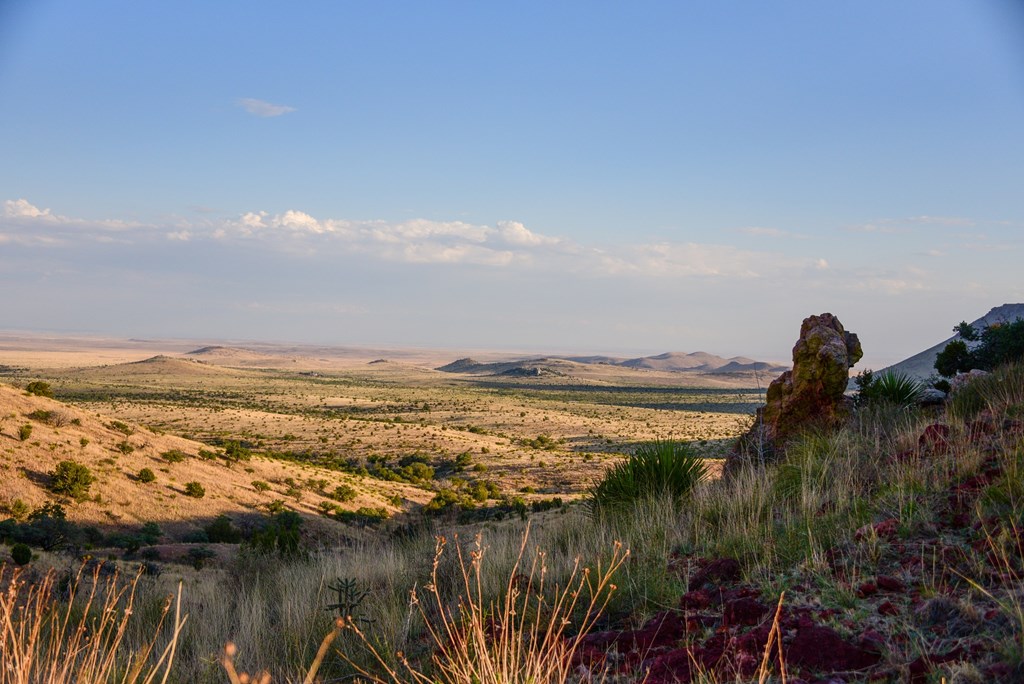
left=1, top=1, right=1023, bottom=367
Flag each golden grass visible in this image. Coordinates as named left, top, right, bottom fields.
left=0, top=563, right=185, bottom=684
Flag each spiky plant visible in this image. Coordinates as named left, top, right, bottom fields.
left=589, top=440, right=707, bottom=518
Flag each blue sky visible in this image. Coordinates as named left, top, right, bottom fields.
left=2, top=1, right=1023, bottom=366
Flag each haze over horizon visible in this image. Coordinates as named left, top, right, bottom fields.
left=2, top=2, right=1023, bottom=369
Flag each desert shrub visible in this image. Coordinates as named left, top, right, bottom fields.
left=251, top=480, right=271, bottom=492
left=49, top=460, right=95, bottom=501
left=161, top=448, right=187, bottom=463
left=27, top=409, right=55, bottom=423
left=79, top=437, right=90, bottom=448
left=249, top=510, right=303, bottom=558
left=334, top=506, right=389, bottom=526
left=137, top=468, right=156, bottom=483
left=140, top=522, right=162, bottom=544
left=10, top=543, right=31, bottom=565
left=266, top=499, right=287, bottom=514
left=187, top=546, right=216, bottom=569
left=221, top=440, right=252, bottom=462
left=183, top=481, right=206, bottom=498
left=205, top=515, right=242, bottom=543
left=329, top=484, right=357, bottom=502
left=18, top=424, right=32, bottom=441
left=115, top=440, right=135, bottom=455
left=855, top=369, right=924, bottom=408
left=589, top=440, right=707, bottom=518
left=2, top=498, right=30, bottom=523
left=24, top=381, right=53, bottom=397
left=107, top=420, right=134, bottom=436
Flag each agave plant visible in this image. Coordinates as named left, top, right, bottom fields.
left=589, top=440, right=707, bottom=518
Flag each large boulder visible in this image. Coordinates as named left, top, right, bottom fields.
left=727, top=313, right=861, bottom=474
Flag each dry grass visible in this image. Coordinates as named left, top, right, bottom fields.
left=0, top=563, right=185, bottom=684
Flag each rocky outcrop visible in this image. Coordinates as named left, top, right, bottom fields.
left=727, top=313, right=861, bottom=474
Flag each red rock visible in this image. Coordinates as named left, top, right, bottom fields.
left=876, top=575, right=905, bottom=592
left=723, top=597, right=769, bottom=627
left=877, top=601, right=899, bottom=616
left=918, top=423, right=950, bottom=453
left=857, top=582, right=878, bottom=597
left=855, top=518, right=899, bottom=541
left=858, top=629, right=886, bottom=654
left=689, top=557, right=741, bottom=590
left=908, top=648, right=965, bottom=684
left=679, top=589, right=711, bottom=610
left=785, top=625, right=881, bottom=672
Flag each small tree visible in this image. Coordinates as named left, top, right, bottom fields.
left=50, top=461, right=95, bottom=501
left=25, top=381, right=53, bottom=398
left=18, top=424, right=32, bottom=441
left=137, top=468, right=156, bottom=483
left=11, top=543, right=32, bottom=565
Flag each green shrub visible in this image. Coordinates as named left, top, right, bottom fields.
left=139, top=522, right=162, bottom=544
left=205, top=515, right=242, bottom=543
left=4, top=498, right=30, bottom=522
left=589, top=440, right=707, bottom=518
left=249, top=510, right=303, bottom=558
left=10, top=543, right=32, bottom=565
left=137, top=468, right=156, bottom=483
left=936, top=318, right=1024, bottom=377
left=25, top=381, right=53, bottom=398
left=107, top=420, right=134, bottom=436
left=184, top=481, right=206, bottom=498
left=251, top=480, right=271, bottom=492
left=27, top=409, right=55, bottom=423
left=115, top=440, right=135, bottom=455
left=18, top=424, right=32, bottom=441
left=49, top=460, right=95, bottom=501
left=329, top=484, right=357, bottom=502
left=187, top=546, right=216, bottom=570
left=162, top=449, right=187, bottom=463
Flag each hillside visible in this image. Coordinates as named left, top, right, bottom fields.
left=885, top=303, right=1024, bottom=379
left=438, top=351, right=787, bottom=377
left=0, top=383, right=418, bottom=540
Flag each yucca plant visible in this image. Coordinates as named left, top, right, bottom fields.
left=857, top=369, right=924, bottom=409
left=589, top=440, right=707, bottom=518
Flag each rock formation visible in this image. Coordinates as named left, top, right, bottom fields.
left=727, top=313, right=862, bottom=474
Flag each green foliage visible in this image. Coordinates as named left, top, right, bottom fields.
left=27, top=409, right=55, bottom=423
left=49, top=460, right=95, bottom=501
left=25, top=381, right=53, bottom=398
left=205, top=515, right=242, bottom=543
left=266, top=499, right=286, bottom=514
left=161, top=449, right=187, bottom=463
left=4, top=498, right=30, bottom=522
left=251, top=480, right=271, bottom=492
left=855, top=369, right=924, bottom=408
left=183, top=481, right=206, bottom=498
left=589, top=440, right=707, bottom=518
left=250, top=510, right=304, bottom=558
left=137, top=468, right=156, bottom=483
left=935, top=318, right=1024, bottom=377
left=187, top=546, right=216, bottom=570
left=221, top=440, right=252, bottom=462
left=521, top=434, right=560, bottom=450
left=329, top=484, right=357, bottom=502
left=107, top=420, right=134, bottom=436
left=18, top=424, right=32, bottom=441
left=10, top=542, right=32, bottom=565
left=139, top=521, right=162, bottom=544
left=115, top=440, right=135, bottom=455
left=333, top=506, right=390, bottom=526
left=325, top=577, right=372, bottom=626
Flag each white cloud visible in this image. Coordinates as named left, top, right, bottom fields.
left=5, top=198, right=54, bottom=220
left=498, top=220, right=562, bottom=247
left=236, top=98, right=297, bottom=117
left=815, top=258, right=829, bottom=270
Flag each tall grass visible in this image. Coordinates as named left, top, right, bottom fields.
left=0, top=563, right=184, bottom=684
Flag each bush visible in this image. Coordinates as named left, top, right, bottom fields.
left=329, top=484, right=357, bottom=502
left=205, top=515, right=242, bottom=543
left=251, top=480, right=271, bottom=492
left=107, top=420, right=134, bottom=436
left=936, top=318, right=1024, bottom=377
left=137, top=468, right=156, bottom=483
left=25, top=381, right=53, bottom=398
left=161, top=449, right=187, bottom=463
left=589, top=440, right=707, bottom=518
left=183, top=482, right=206, bottom=498
left=10, top=543, right=32, bottom=565
left=49, top=460, right=95, bottom=501
left=18, top=424, right=32, bottom=441
left=249, top=510, right=303, bottom=558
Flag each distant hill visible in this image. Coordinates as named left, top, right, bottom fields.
left=437, top=351, right=787, bottom=377
left=884, top=303, right=1024, bottom=379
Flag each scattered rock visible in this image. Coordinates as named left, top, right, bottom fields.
left=876, top=575, right=906, bottom=593
left=786, top=624, right=881, bottom=671
left=918, top=387, right=948, bottom=406
left=723, top=597, right=769, bottom=627
left=689, top=557, right=741, bottom=590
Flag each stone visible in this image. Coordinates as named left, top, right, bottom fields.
left=727, top=313, right=861, bottom=474
left=688, top=557, right=741, bottom=590
left=917, top=388, right=947, bottom=406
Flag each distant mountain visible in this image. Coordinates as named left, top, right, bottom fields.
left=884, top=303, right=1024, bottom=379
left=436, top=351, right=787, bottom=377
